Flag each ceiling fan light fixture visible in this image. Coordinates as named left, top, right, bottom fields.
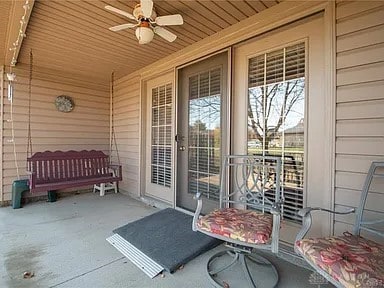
left=135, top=26, right=154, bottom=44
left=106, top=0, right=182, bottom=43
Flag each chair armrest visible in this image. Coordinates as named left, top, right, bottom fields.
left=270, top=201, right=284, bottom=254
left=271, top=199, right=284, bottom=215
left=270, top=206, right=280, bottom=215
left=298, top=206, right=354, bottom=217
left=108, top=164, right=122, bottom=180
left=108, top=164, right=120, bottom=169
left=25, top=171, right=35, bottom=189
left=194, top=191, right=202, bottom=200
left=295, top=206, right=355, bottom=242
left=192, top=192, right=203, bottom=232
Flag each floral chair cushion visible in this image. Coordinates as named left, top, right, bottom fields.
left=295, top=233, right=384, bottom=288
left=197, top=207, right=273, bottom=244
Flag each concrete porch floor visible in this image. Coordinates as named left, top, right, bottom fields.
left=0, top=193, right=331, bottom=288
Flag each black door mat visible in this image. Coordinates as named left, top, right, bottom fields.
left=113, top=208, right=221, bottom=273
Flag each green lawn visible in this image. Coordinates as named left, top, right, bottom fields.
left=248, top=147, right=304, bottom=155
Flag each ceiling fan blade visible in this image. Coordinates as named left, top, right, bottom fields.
left=140, top=0, right=153, bottom=18
left=153, top=26, right=177, bottom=42
left=109, top=23, right=137, bottom=32
left=105, top=5, right=135, bottom=20
left=155, top=14, right=183, bottom=26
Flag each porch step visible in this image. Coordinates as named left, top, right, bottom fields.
left=106, top=233, right=164, bottom=278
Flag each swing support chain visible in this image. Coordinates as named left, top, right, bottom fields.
left=26, top=49, right=33, bottom=159
left=110, top=71, right=120, bottom=166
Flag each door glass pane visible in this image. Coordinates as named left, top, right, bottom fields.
left=151, top=83, right=172, bottom=187
left=188, top=68, right=221, bottom=199
left=247, top=42, right=305, bottom=223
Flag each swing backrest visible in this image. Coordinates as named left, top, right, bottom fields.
left=27, top=150, right=111, bottom=185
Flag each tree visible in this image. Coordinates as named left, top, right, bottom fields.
left=247, top=79, right=305, bottom=151
left=190, top=119, right=207, bottom=132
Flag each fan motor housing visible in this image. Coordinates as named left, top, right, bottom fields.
left=133, top=4, right=157, bottom=20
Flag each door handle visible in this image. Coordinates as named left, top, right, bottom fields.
left=175, top=134, right=185, bottom=142
left=179, top=146, right=186, bottom=151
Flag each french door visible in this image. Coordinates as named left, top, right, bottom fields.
left=145, top=73, right=174, bottom=203
left=234, top=14, right=329, bottom=243
left=176, top=52, right=229, bottom=213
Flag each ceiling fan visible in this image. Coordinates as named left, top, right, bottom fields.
left=105, top=0, right=183, bottom=44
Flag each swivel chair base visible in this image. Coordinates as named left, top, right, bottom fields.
left=207, top=248, right=279, bottom=288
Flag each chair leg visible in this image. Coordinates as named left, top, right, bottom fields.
left=209, top=251, right=239, bottom=276
left=100, top=183, right=105, bottom=196
left=240, top=253, right=257, bottom=288
left=206, top=249, right=279, bottom=288
left=113, top=181, right=117, bottom=194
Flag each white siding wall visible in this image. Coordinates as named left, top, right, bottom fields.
left=1, top=65, right=109, bottom=203
left=334, top=1, right=384, bottom=233
left=112, top=74, right=141, bottom=196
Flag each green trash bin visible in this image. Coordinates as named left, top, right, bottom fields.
left=47, top=191, right=57, bottom=202
left=12, top=179, right=29, bottom=209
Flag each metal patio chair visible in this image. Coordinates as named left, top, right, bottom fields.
left=193, top=155, right=283, bottom=288
left=295, top=161, right=384, bottom=288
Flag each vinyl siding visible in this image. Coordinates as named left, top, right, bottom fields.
left=1, top=65, right=109, bottom=203
left=334, top=1, right=384, bottom=233
left=111, top=74, right=141, bottom=196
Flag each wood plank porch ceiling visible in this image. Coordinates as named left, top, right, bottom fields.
left=13, top=0, right=279, bottom=80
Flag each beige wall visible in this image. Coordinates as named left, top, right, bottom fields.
left=111, top=74, right=141, bottom=196
left=333, top=1, right=384, bottom=233
left=1, top=64, right=109, bottom=203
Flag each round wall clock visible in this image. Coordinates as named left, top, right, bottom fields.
left=55, top=95, right=74, bottom=112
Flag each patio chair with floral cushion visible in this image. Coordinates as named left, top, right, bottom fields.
left=192, top=155, right=283, bottom=288
left=295, top=161, right=384, bottom=288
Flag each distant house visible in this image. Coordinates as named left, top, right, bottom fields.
left=281, top=119, right=305, bottom=148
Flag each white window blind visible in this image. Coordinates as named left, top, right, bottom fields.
left=151, top=83, right=172, bottom=187
left=249, top=42, right=305, bottom=87
left=247, top=42, right=305, bottom=223
left=188, top=68, right=221, bottom=199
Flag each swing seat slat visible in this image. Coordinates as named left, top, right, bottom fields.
left=27, top=150, right=122, bottom=194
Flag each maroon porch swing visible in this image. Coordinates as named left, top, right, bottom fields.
left=23, top=54, right=122, bottom=201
